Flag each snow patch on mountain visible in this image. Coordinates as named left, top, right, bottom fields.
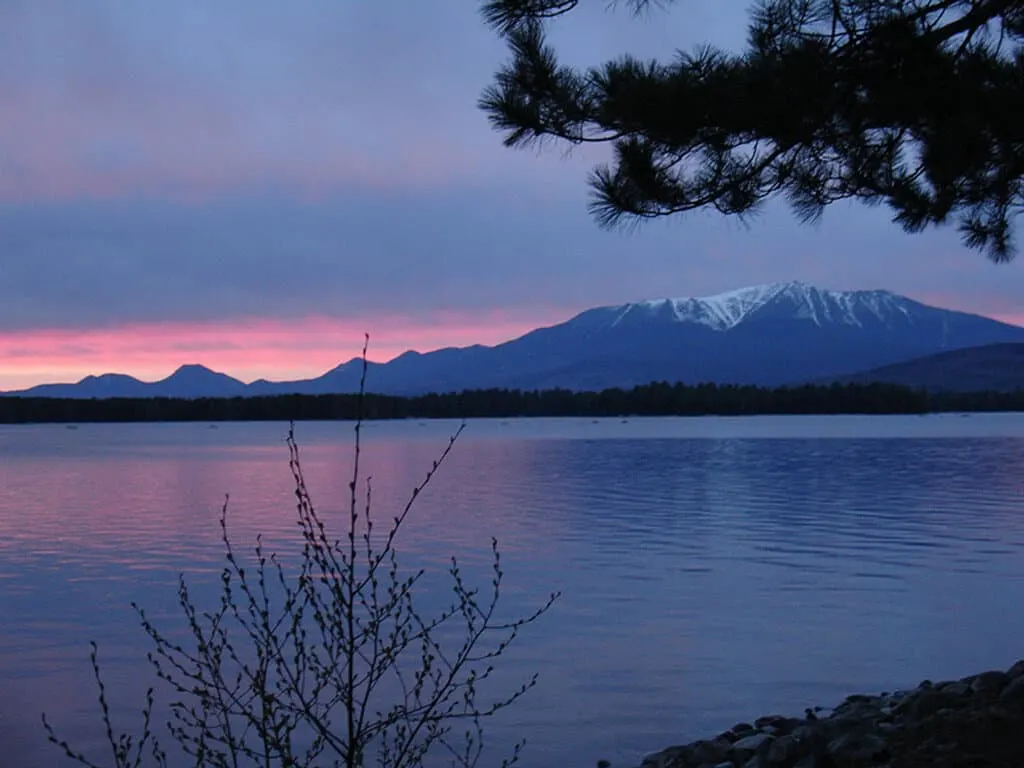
left=618, top=281, right=914, bottom=331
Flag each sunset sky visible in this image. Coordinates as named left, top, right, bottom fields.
left=2, top=0, right=1022, bottom=390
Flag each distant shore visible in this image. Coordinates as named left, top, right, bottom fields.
left=636, top=658, right=1024, bottom=768
left=0, top=382, right=1023, bottom=425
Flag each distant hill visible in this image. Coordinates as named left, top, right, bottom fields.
left=9, top=364, right=250, bottom=400
left=832, top=343, right=1024, bottom=392
left=5, top=282, right=1024, bottom=398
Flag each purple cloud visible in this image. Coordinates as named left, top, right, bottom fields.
left=0, top=0, right=1018, bottom=389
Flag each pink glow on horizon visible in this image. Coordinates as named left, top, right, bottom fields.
left=912, top=291, right=1024, bottom=329
left=3, top=298, right=1020, bottom=391
left=991, top=313, right=1024, bottom=327
left=0, top=311, right=568, bottom=390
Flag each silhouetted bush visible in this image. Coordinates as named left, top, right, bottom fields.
left=42, top=348, right=559, bottom=768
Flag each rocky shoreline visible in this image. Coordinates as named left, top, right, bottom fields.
left=635, top=659, right=1024, bottom=768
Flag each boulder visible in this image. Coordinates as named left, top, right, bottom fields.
left=634, top=659, right=1024, bottom=768
left=999, top=675, right=1024, bottom=709
left=970, top=670, right=1009, bottom=701
left=641, top=745, right=688, bottom=768
left=831, top=701, right=884, bottom=724
left=1006, top=659, right=1024, bottom=680
left=690, top=738, right=730, bottom=766
left=938, top=680, right=971, bottom=697
left=733, top=732, right=774, bottom=753
left=766, top=731, right=816, bottom=766
left=903, top=688, right=966, bottom=720
left=827, top=730, right=888, bottom=766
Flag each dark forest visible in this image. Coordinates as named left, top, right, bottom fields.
left=2, top=381, right=1022, bottom=424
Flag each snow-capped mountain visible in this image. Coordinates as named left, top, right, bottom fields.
left=616, top=282, right=916, bottom=331
left=6, top=282, right=1023, bottom=398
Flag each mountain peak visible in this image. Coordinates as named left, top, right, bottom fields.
left=6, top=282, right=1023, bottom=399
left=619, top=282, right=906, bottom=331
left=687, top=281, right=895, bottom=310
left=170, top=364, right=215, bottom=375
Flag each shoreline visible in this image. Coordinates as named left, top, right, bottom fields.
left=634, top=659, right=1024, bottom=768
left=3, top=408, right=1024, bottom=427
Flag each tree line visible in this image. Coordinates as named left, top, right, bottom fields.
left=1, top=381, right=1022, bottom=424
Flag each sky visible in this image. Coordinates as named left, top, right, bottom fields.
left=1, top=0, right=1022, bottom=390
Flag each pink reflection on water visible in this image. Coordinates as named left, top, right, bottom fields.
left=0, top=423, right=570, bottom=765
left=0, top=423, right=566, bottom=572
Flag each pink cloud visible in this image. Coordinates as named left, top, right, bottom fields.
left=0, top=1, right=589, bottom=204
left=5, top=0, right=640, bottom=210
left=0, top=311, right=568, bottom=390
left=0, top=83, right=588, bottom=204
left=0, top=85, right=509, bottom=202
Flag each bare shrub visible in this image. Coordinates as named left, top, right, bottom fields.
left=43, top=343, right=559, bottom=768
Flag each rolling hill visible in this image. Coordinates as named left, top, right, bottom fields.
left=833, top=343, right=1024, bottom=392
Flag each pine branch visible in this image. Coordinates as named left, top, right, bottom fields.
left=479, top=0, right=1024, bottom=262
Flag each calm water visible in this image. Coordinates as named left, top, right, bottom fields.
left=3, top=415, right=1024, bottom=767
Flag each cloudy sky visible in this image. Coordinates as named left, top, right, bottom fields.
left=1, top=0, right=1021, bottom=389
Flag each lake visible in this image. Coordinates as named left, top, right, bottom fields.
left=2, top=414, right=1024, bottom=767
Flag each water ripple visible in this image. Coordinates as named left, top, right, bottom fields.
left=1, top=418, right=1024, bottom=767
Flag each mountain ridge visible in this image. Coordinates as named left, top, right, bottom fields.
left=5, top=282, right=1022, bottom=398
left=828, top=342, right=1024, bottom=392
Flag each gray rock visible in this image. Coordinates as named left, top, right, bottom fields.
left=831, top=700, right=884, bottom=724
left=767, top=732, right=814, bottom=765
left=827, top=730, right=888, bottom=765
left=790, top=724, right=820, bottom=742
left=691, top=739, right=729, bottom=765
left=905, top=688, right=964, bottom=719
left=732, top=732, right=774, bottom=752
left=640, top=746, right=687, bottom=768
left=999, top=675, right=1024, bottom=708
left=971, top=670, right=1009, bottom=699
left=940, top=680, right=971, bottom=697
left=841, top=694, right=882, bottom=707
left=634, top=662, right=1024, bottom=768
left=885, top=691, right=911, bottom=708
left=754, top=715, right=788, bottom=730
left=776, top=718, right=805, bottom=736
